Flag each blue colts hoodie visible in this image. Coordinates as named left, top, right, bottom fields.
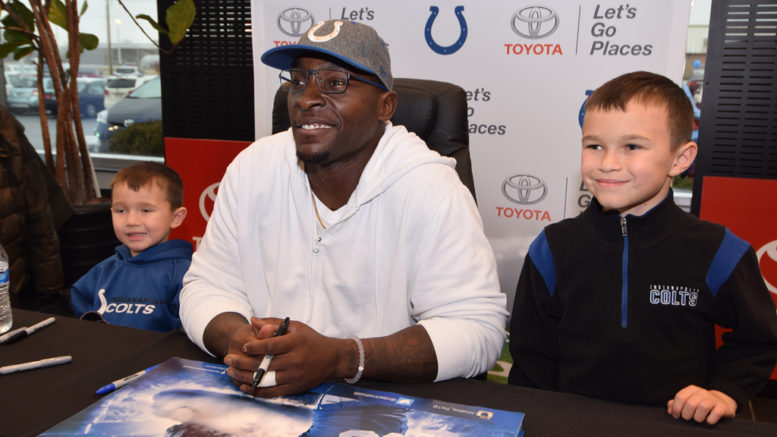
left=71, top=239, right=193, bottom=332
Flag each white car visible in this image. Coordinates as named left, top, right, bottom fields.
left=103, top=74, right=157, bottom=109
left=5, top=73, right=39, bottom=113
left=113, top=66, right=142, bottom=77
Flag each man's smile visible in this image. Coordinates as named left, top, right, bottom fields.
left=299, top=123, right=333, bottom=130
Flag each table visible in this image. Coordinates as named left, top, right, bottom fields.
left=1, top=309, right=218, bottom=437
left=3, top=309, right=777, bottom=437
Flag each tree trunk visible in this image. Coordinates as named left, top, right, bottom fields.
left=27, top=0, right=97, bottom=205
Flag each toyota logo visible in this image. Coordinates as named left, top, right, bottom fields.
left=756, top=239, right=777, bottom=295
left=277, top=7, right=315, bottom=37
left=511, top=6, right=560, bottom=39
left=502, top=175, right=548, bottom=205
left=199, top=182, right=220, bottom=222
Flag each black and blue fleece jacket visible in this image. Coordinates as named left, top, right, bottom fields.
left=508, top=193, right=777, bottom=408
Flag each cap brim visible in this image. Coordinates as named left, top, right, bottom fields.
left=261, top=45, right=377, bottom=77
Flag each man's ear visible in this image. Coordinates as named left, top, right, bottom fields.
left=170, top=207, right=188, bottom=229
left=669, top=141, right=698, bottom=177
left=378, top=90, right=397, bottom=122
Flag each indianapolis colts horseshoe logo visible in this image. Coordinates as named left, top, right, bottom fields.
left=578, top=89, right=593, bottom=127
left=97, top=288, right=107, bottom=314
left=308, top=20, right=343, bottom=42
left=425, top=6, right=468, bottom=55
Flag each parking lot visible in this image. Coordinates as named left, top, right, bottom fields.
left=15, top=113, right=98, bottom=152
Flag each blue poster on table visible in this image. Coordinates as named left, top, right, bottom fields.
left=40, top=357, right=525, bottom=436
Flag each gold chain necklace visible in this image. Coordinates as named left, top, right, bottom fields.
left=311, top=191, right=327, bottom=230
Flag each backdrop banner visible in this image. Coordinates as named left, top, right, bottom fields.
left=166, top=138, right=252, bottom=247
left=699, top=176, right=777, bottom=380
left=250, top=0, right=691, bottom=306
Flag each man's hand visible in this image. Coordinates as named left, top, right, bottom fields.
left=667, top=385, right=737, bottom=425
left=211, top=315, right=437, bottom=398
left=202, top=313, right=261, bottom=390
left=224, top=317, right=348, bottom=398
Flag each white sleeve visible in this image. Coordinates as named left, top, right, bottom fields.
left=179, top=155, right=254, bottom=353
left=411, top=181, right=508, bottom=380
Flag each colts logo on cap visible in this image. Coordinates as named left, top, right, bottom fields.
left=308, top=20, right=343, bottom=42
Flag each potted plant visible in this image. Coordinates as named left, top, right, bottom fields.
left=1, top=0, right=100, bottom=205
left=0, top=0, right=195, bottom=285
left=0, top=0, right=195, bottom=204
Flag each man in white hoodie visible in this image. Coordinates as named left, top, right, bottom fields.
left=180, top=19, right=507, bottom=397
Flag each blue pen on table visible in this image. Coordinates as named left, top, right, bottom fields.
left=252, top=316, right=290, bottom=389
left=95, top=364, right=160, bottom=395
left=0, top=316, right=56, bottom=344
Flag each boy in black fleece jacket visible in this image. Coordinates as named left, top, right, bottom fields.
left=509, top=71, right=777, bottom=425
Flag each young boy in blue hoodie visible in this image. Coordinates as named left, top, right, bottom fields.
left=71, top=162, right=192, bottom=332
left=509, top=71, right=777, bottom=425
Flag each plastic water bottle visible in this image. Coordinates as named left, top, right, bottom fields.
left=0, top=243, right=11, bottom=334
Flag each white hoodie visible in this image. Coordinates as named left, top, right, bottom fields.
left=180, top=123, right=507, bottom=380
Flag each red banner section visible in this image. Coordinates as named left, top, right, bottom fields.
left=699, top=176, right=777, bottom=380
left=165, top=137, right=251, bottom=249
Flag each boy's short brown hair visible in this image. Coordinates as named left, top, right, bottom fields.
left=111, top=162, right=184, bottom=209
left=584, top=71, right=694, bottom=150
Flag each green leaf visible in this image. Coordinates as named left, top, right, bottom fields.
left=136, top=14, right=169, bottom=37
left=166, top=0, right=196, bottom=45
left=48, top=0, right=68, bottom=30
left=5, top=0, right=35, bottom=31
left=79, top=0, right=89, bottom=18
left=13, top=45, right=35, bottom=60
left=78, top=32, right=98, bottom=51
left=3, top=27, right=32, bottom=45
left=0, top=42, right=20, bottom=58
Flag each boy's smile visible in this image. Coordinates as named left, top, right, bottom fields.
left=581, top=100, right=696, bottom=217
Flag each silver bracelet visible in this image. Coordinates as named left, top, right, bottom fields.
left=345, top=335, right=364, bottom=384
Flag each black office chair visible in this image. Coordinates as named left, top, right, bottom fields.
left=271, top=78, right=476, bottom=201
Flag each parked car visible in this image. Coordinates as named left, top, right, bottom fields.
left=4, top=64, right=22, bottom=75
left=113, top=66, right=142, bottom=77
left=103, top=75, right=157, bottom=109
left=43, top=77, right=106, bottom=118
left=5, top=73, right=39, bottom=113
left=95, top=76, right=162, bottom=152
left=5, top=63, right=37, bottom=77
left=76, top=65, right=103, bottom=78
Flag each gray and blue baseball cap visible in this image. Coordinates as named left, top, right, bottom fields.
left=261, top=19, right=393, bottom=91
